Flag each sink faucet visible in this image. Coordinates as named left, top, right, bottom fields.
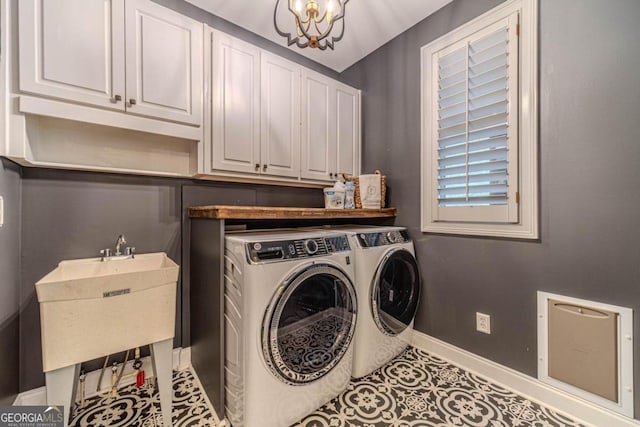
left=115, top=235, right=127, bottom=256
left=100, top=235, right=135, bottom=261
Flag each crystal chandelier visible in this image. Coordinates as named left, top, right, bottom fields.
left=274, top=0, right=349, bottom=50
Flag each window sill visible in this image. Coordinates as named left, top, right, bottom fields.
left=422, top=220, right=539, bottom=240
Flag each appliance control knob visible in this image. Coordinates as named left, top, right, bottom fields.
left=304, top=239, right=319, bottom=255
left=387, top=231, right=398, bottom=243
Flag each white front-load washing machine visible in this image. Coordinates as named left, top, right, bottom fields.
left=224, top=230, right=357, bottom=427
left=314, top=226, right=420, bottom=378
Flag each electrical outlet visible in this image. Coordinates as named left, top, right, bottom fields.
left=476, top=312, right=491, bottom=334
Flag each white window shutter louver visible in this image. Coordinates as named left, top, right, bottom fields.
left=432, top=14, right=519, bottom=223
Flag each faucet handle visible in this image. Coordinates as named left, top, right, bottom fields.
left=100, top=248, right=112, bottom=258
left=125, top=247, right=136, bottom=257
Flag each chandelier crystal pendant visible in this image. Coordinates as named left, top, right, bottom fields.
left=274, top=0, right=349, bottom=50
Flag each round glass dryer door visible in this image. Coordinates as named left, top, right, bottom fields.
left=262, top=263, right=357, bottom=385
left=371, top=248, right=420, bottom=336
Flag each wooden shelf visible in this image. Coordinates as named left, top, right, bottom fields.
left=188, top=205, right=397, bottom=220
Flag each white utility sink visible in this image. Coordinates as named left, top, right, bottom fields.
left=37, top=252, right=178, bottom=304
left=36, top=252, right=179, bottom=371
left=36, top=252, right=179, bottom=427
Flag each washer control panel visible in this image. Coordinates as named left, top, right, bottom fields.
left=356, top=229, right=410, bottom=248
left=304, top=239, right=319, bottom=255
left=247, top=235, right=350, bottom=263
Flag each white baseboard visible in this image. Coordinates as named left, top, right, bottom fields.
left=176, top=346, right=191, bottom=372
left=411, top=331, right=639, bottom=427
left=12, top=385, right=47, bottom=407
left=13, top=347, right=192, bottom=406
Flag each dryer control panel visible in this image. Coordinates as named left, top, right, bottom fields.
left=356, top=230, right=411, bottom=248
left=246, top=235, right=350, bottom=263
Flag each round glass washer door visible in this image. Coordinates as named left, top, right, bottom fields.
left=262, top=263, right=357, bottom=385
left=371, top=248, right=420, bottom=336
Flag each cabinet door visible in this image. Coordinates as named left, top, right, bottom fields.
left=300, top=70, right=336, bottom=181
left=206, top=30, right=261, bottom=174
left=335, top=83, right=361, bottom=177
left=260, top=53, right=301, bottom=179
left=125, top=0, right=202, bottom=125
left=19, top=0, right=125, bottom=110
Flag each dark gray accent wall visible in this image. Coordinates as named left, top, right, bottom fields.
left=340, top=0, right=640, bottom=418
left=0, top=159, right=20, bottom=404
left=20, top=169, right=185, bottom=391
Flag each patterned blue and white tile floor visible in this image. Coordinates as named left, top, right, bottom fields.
left=70, top=348, right=586, bottom=427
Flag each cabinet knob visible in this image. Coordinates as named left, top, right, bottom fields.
left=329, top=172, right=334, bottom=178
left=255, top=163, right=260, bottom=171
left=128, top=98, right=137, bottom=106
left=111, top=94, right=122, bottom=103
left=262, top=164, right=268, bottom=171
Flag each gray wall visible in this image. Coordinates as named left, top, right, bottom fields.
left=19, top=169, right=185, bottom=391
left=341, top=0, right=640, bottom=418
left=0, top=159, right=20, bottom=404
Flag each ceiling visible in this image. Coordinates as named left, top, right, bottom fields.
left=185, top=0, right=453, bottom=72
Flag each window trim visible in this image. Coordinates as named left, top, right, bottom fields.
left=421, top=0, right=538, bottom=239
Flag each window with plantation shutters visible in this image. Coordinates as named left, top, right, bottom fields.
left=433, top=15, right=518, bottom=223
left=421, top=0, right=538, bottom=239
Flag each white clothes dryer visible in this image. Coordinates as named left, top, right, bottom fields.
left=314, top=226, right=420, bottom=379
left=224, top=230, right=357, bottom=427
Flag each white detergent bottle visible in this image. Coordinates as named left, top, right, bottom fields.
left=344, top=181, right=355, bottom=209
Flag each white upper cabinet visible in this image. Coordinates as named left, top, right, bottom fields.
left=206, top=29, right=261, bottom=174
left=301, top=69, right=336, bottom=181
left=260, top=52, right=301, bottom=179
left=19, top=0, right=126, bottom=111
left=300, top=72, right=360, bottom=181
left=125, top=0, right=202, bottom=125
left=19, top=0, right=202, bottom=125
left=204, top=31, right=360, bottom=183
left=11, top=0, right=357, bottom=182
left=335, top=83, right=360, bottom=178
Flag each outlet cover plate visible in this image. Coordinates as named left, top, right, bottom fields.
left=476, top=312, right=491, bottom=334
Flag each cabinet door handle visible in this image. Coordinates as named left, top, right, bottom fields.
left=329, top=172, right=334, bottom=178
left=263, top=164, right=268, bottom=171
left=255, top=163, right=260, bottom=171
left=111, top=94, right=122, bottom=103
left=129, top=98, right=137, bottom=106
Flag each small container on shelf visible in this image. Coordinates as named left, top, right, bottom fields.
left=344, top=181, right=355, bottom=209
left=342, top=170, right=386, bottom=208
left=323, top=188, right=345, bottom=209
